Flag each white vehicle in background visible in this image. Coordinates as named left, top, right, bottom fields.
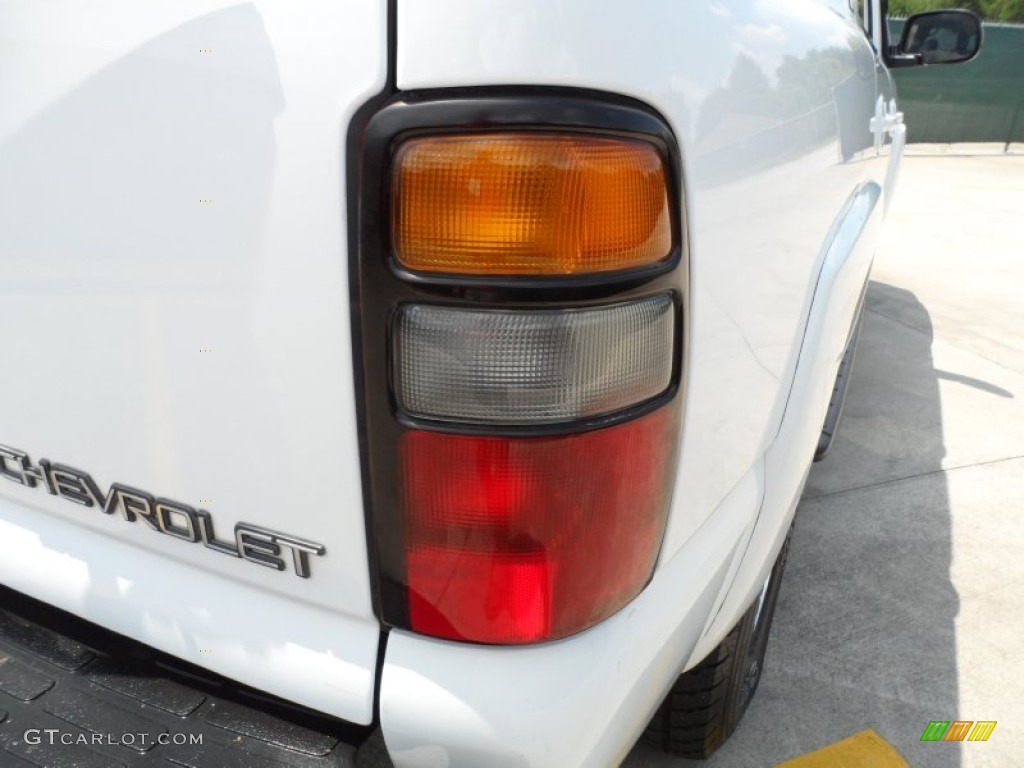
left=0, top=2, right=980, bottom=766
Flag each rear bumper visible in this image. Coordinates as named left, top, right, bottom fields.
left=0, top=586, right=372, bottom=768
left=377, top=468, right=761, bottom=768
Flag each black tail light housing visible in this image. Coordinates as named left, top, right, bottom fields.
left=350, top=88, right=689, bottom=645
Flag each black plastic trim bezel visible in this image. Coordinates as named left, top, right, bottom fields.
left=350, top=87, right=690, bottom=637
left=345, top=0, right=397, bottom=653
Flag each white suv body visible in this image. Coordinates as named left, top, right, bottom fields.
left=0, top=1, right=935, bottom=765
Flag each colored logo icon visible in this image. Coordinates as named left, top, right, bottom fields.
left=921, top=721, right=997, bottom=742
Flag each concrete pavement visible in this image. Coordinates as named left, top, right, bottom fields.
left=625, top=155, right=1024, bottom=768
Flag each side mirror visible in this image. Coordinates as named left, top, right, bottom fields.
left=890, top=10, right=982, bottom=68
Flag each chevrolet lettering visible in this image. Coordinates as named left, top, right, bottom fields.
left=0, top=444, right=325, bottom=578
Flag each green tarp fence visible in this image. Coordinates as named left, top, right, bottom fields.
left=891, top=21, right=1024, bottom=145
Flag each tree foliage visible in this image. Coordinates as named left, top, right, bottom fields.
left=888, top=0, right=1024, bottom=22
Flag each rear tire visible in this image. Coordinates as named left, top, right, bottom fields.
left=644, top=528, right=792, bottom=759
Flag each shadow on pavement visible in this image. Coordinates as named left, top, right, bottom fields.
left=626, top=280, right=960, bottom=767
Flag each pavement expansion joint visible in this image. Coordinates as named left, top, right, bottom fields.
left=802, top=453, right=1024, bottom=502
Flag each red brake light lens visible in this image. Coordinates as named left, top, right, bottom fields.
left=400, top=407, right=677, bottom=644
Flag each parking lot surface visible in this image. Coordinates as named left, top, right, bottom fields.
left=626, top=154, right=1024, bottom=768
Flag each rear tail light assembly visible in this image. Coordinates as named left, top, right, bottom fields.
left=352, top=91, right=687, bottom=645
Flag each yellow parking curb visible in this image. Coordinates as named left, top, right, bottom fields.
left=775, top=729, right=909, bottom=768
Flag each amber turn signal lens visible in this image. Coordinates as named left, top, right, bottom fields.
left=392, top=133, right=672, bottom=276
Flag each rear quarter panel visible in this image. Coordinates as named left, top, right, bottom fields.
left=379, top=2, right=894, bottom=765
left=396, top=0, right=883, bottom=559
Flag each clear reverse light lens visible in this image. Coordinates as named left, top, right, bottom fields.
left=396, top=294, right=674, bottom=425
